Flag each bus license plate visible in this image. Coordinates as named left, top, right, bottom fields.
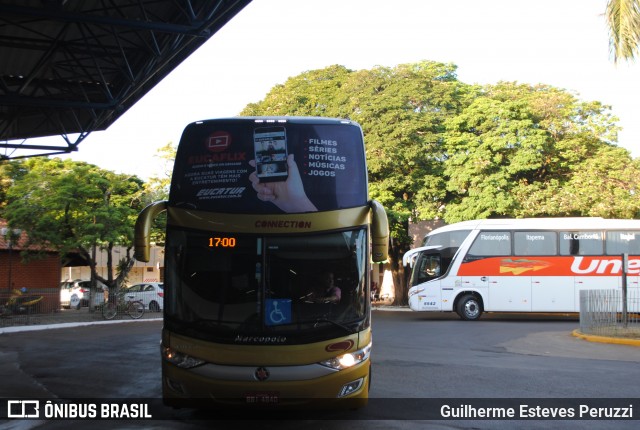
left=244, top=391, right=279, bottom=404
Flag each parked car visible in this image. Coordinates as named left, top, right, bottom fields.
left=123, top=283, right=164, bottom=312
left=60, top=279, right=108, bottom=309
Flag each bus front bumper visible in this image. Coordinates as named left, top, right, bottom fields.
left=161, top=358, right=370, bottom=408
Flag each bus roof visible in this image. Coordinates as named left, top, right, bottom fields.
left=190, top=117, right=359, bottom=127
left=427, top=217, right=640, bottom=236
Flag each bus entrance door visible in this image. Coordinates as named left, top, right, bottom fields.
left=411, top=253, right=442, bottom=311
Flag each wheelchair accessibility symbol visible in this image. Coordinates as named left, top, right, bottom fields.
left=265, top=299, right=292, bottom=326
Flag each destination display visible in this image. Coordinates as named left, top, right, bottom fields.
left=169, top=118, right=368, bottom=214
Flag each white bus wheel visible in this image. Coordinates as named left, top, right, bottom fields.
left=457, top=295, right=482, bottom=321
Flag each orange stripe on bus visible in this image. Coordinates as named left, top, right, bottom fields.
left=458, top=256, right=640, bottom=276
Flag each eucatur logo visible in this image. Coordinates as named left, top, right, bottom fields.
left=206, top=131, right=232, bottom=152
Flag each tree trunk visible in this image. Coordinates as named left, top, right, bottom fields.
left=115, top=254, right=135, bottom=289
left=389, top=243, right=409, bottom=306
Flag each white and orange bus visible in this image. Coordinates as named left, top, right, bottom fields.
left=135, top=117, right=388, bottom=408
left=403, top=218, right=640, bottom=320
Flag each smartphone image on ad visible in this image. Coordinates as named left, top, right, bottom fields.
left=254, top=126, right=288, bottom=182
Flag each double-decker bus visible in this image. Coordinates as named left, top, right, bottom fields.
left=135, top=117, right=388, bottom=407
left=403, top=218, right=640, bottom=320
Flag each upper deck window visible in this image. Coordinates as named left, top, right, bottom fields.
left=169, top=119, right=368, bottom=214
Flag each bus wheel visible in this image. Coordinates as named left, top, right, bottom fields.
left=457, top=295, right=482, bottom=321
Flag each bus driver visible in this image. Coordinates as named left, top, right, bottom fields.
left=306, top=272, right=342, bottom=304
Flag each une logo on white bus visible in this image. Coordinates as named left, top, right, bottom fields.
left=206, top=131, right=231, bottom=152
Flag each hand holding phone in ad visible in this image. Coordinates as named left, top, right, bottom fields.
left=249, top=154, right=317, bottom=213
left=253, top=127, right=289, bottom=182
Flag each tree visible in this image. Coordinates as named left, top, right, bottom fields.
left=442, top=82, right=633, bottom=222
left=141, top=142, right=176, bottom=246
left=144, top=141, right=175, bottom=203
left=606, top=0, right=640, bottom=63
left=0, top=159, right=28, bottom=212
left=242, top=61, right=474, bottom=304
left=3, top=158, right=145, bottom=290
left=520, top=145, right=640, bottom=218
left=239, top=63, right=635, bottom=304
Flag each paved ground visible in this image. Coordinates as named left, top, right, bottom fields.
left=2, top=305, right=639, bottom=348
left=0, top=308, right=162, bottom=334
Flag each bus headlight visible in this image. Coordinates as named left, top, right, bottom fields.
left=319, top=343, right=371, bottom=370
left=162, top=345, right=205, bottom=369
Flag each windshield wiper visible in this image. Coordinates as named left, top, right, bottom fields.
left=313, top=318, right=356, bottom=334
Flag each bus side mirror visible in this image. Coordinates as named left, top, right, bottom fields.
left=369, top=200, right=389, bottom=263
left=134, top=201, right=168, bottom=262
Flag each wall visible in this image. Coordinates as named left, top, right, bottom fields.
left=61, top=245, right=165, bottom=286
left=0, top=250, right=60, bottom=311
left=408, top=219, right=446, bottom=247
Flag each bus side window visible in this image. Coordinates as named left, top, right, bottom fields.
left=606, top=231, right=640, bottom=255
left=514, top=231, right=557, bottom=256
left=465, top=231, right=512, bottom=261
left=559, top=231, right=603, bottom=255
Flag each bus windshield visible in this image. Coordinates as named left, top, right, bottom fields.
left=163, top=226, right=368, bottom=344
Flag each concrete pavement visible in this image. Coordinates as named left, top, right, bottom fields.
left=1, top=306, right=639, bottom=348
left=0, top=308, right=161, bottom=335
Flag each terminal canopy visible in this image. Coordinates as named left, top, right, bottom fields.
left=0, top=0, right=251, bottom=159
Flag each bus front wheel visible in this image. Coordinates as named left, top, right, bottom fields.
left=456, top=295, right=482, bottom=321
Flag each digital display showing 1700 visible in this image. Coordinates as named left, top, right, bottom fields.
left=208, top=237, right=237, bottom=248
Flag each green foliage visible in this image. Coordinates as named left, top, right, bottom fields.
left=143, top=141, right=176, bottom=203
left=606, top=0, right=640, bottom=63
left=243, top=61, right=638, bottom=303
left=242, top=64, right=639, bottom=227
left=0, top=159, right=28, bottom=212
left=242, top=61, right=475, bottom=252
left=143, top=142, right=176, bottom=246
left=442, top=82, right=637, bottom=222
left=2, top=158, right=145, bottom=285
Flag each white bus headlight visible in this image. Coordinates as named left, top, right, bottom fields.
left=319, top=343, right=371, bottom=370
left=162, top=345, right=205, bottom=369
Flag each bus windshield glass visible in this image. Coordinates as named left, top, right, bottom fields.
left=163, top=226, right=368, bottom=344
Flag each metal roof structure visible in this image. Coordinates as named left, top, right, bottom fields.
left=0, top=0, right=252, bottom=159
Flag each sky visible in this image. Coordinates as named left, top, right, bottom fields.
left=29, top=0, right=640, bottom=179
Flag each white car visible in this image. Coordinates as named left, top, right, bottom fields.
left=60, top=279, right=108, bottom=309
left=124, top=283, right=164, bottom=312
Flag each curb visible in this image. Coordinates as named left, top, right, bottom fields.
left=372, top=305, right=411, bottom=312
left=0, top=317, right=162, bottom=335
left=0, top=308, right=410, bottom=335
left=571, top=329, right=640, bottom=347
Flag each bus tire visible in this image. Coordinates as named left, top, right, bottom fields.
left=456, top=294, right=482, bottom=321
